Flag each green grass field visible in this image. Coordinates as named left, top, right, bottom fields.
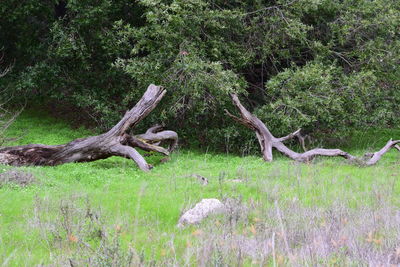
left=0, top=111, right=399, bottom=266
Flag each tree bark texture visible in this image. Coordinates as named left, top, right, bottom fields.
left=0, top=84, right=178, bottom=171
left=226, top=93, right=399, bottom=166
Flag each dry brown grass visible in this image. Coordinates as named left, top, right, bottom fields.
left=0, top=169, right=35, bottom=187
left=184, top=199, right=400, bottom=266
left=30, top=184, right=400, bottom=267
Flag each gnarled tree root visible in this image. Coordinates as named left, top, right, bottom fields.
left=0, top=84, right=178, bottom=171
left=226, top=93, right=399, bottom=166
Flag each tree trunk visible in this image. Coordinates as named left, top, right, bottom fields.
left=0, top=84, right=178, bottom=171
left=226, top=93, right=399, bottom=166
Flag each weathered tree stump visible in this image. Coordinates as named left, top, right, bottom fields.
left=0, top=84, right=178, bottom=171
left=226, top=93, right=399, bottom=166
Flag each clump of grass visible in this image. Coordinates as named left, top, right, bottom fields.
left=1, top=110, right=400, bottom=266
left=30, top=187, right=400, bottom=266
left=32, top=195, right=137, bottom=266
left=0, top=169, right=36, bottom=187
left=174, top=194, right=400, bottom=266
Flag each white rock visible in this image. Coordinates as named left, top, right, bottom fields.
left=228, top=179, right=243, bottom=183
left=177, top=198, right=226, bottom=228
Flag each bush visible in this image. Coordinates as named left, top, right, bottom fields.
left=1, top=0, right=399, bottom=152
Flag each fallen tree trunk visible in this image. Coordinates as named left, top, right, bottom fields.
left=0, top=84, right=178, bottom=171
left=226, top=93, right=399, bottom=166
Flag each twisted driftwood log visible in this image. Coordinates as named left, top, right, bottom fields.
left=0, top=84, right=178, bottom=171
left=226, top=93, right=399, bottom=166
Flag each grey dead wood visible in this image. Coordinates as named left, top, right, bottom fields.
left=0, top=84, right=178, bottom=171
left=226, top=93, right=400, bottom=166
left=186, top=174, right=209, bottom=185
left=0, top=51, right=13, bottom=78
left=395, top=145, right=400, bottom=152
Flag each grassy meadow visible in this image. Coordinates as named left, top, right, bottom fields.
left=0, top=111, right=400, bottom=266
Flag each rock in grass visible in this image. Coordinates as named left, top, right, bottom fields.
left=178, top=199, right=226, bottom=228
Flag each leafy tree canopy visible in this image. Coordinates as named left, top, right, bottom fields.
left=1, top=0, right=399, bottom=151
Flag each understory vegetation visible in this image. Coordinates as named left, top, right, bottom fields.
left=0, top=111, right=399, bottom=266
left=1, top=0, right=400, bottom=266
left=1, top=0, right=399, bottom=151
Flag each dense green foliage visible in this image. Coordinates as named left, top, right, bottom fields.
left=1, top=0, right=399, bottom=151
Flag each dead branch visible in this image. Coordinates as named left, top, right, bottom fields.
left=226, top=93, right=399, bottom=166
left=0, top=52, right=13, bottom=78
left=0, top=84, right=178, bottom=171
left=395, top=144, right=400, bottom=152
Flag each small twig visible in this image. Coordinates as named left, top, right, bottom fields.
left=243, top=0, right=298, bottom=16
left=185, top=174, right=209, bottom=186
left=277, top=129, right=301, bottom=142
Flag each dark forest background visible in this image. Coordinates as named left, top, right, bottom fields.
left=1, top=0, right=399, bottom=152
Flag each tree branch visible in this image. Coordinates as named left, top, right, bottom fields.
left=136, top=128, right=178, bottom=152
left=0, top=84, right=178, bottom=170
left=277, top=129, right=301, bottom=142
left=227, top=94, right=399, bottom=166
left=108, top=84, right=166, bottom=136
left=124, top=134, right=170, bottom=156
left=111, top=144, right=152, bottom=171
left=365, top=139, right=400, bottom=166
left=395, top=144, right=400, bottom=152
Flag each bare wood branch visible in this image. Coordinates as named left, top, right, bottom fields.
left=0, top=84, right=178, bottom=171
left=136, top=128, right=178, bottom=152
left=224, top=109, right=256, bottom=131
left=0, top=55, right=13, bottom=78
left=108, top=84, right=166, bottom=136
left=227, top=94, right=398, bottom=166
left=145, top=124, right=164, bottom=134
left=277, top=129, right=301, bottom=142
left=110, top=144, right=152, bottom=171
left=124, top=134, right=170, bottom=156
left=365, top=139, right=400, bottom=166
left=229, top=94, right=275, bottom=161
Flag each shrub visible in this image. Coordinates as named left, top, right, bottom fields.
left=2, top=0, right=399, bottom=151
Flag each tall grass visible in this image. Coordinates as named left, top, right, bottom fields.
left=0, top=111, right=399, bottom=266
